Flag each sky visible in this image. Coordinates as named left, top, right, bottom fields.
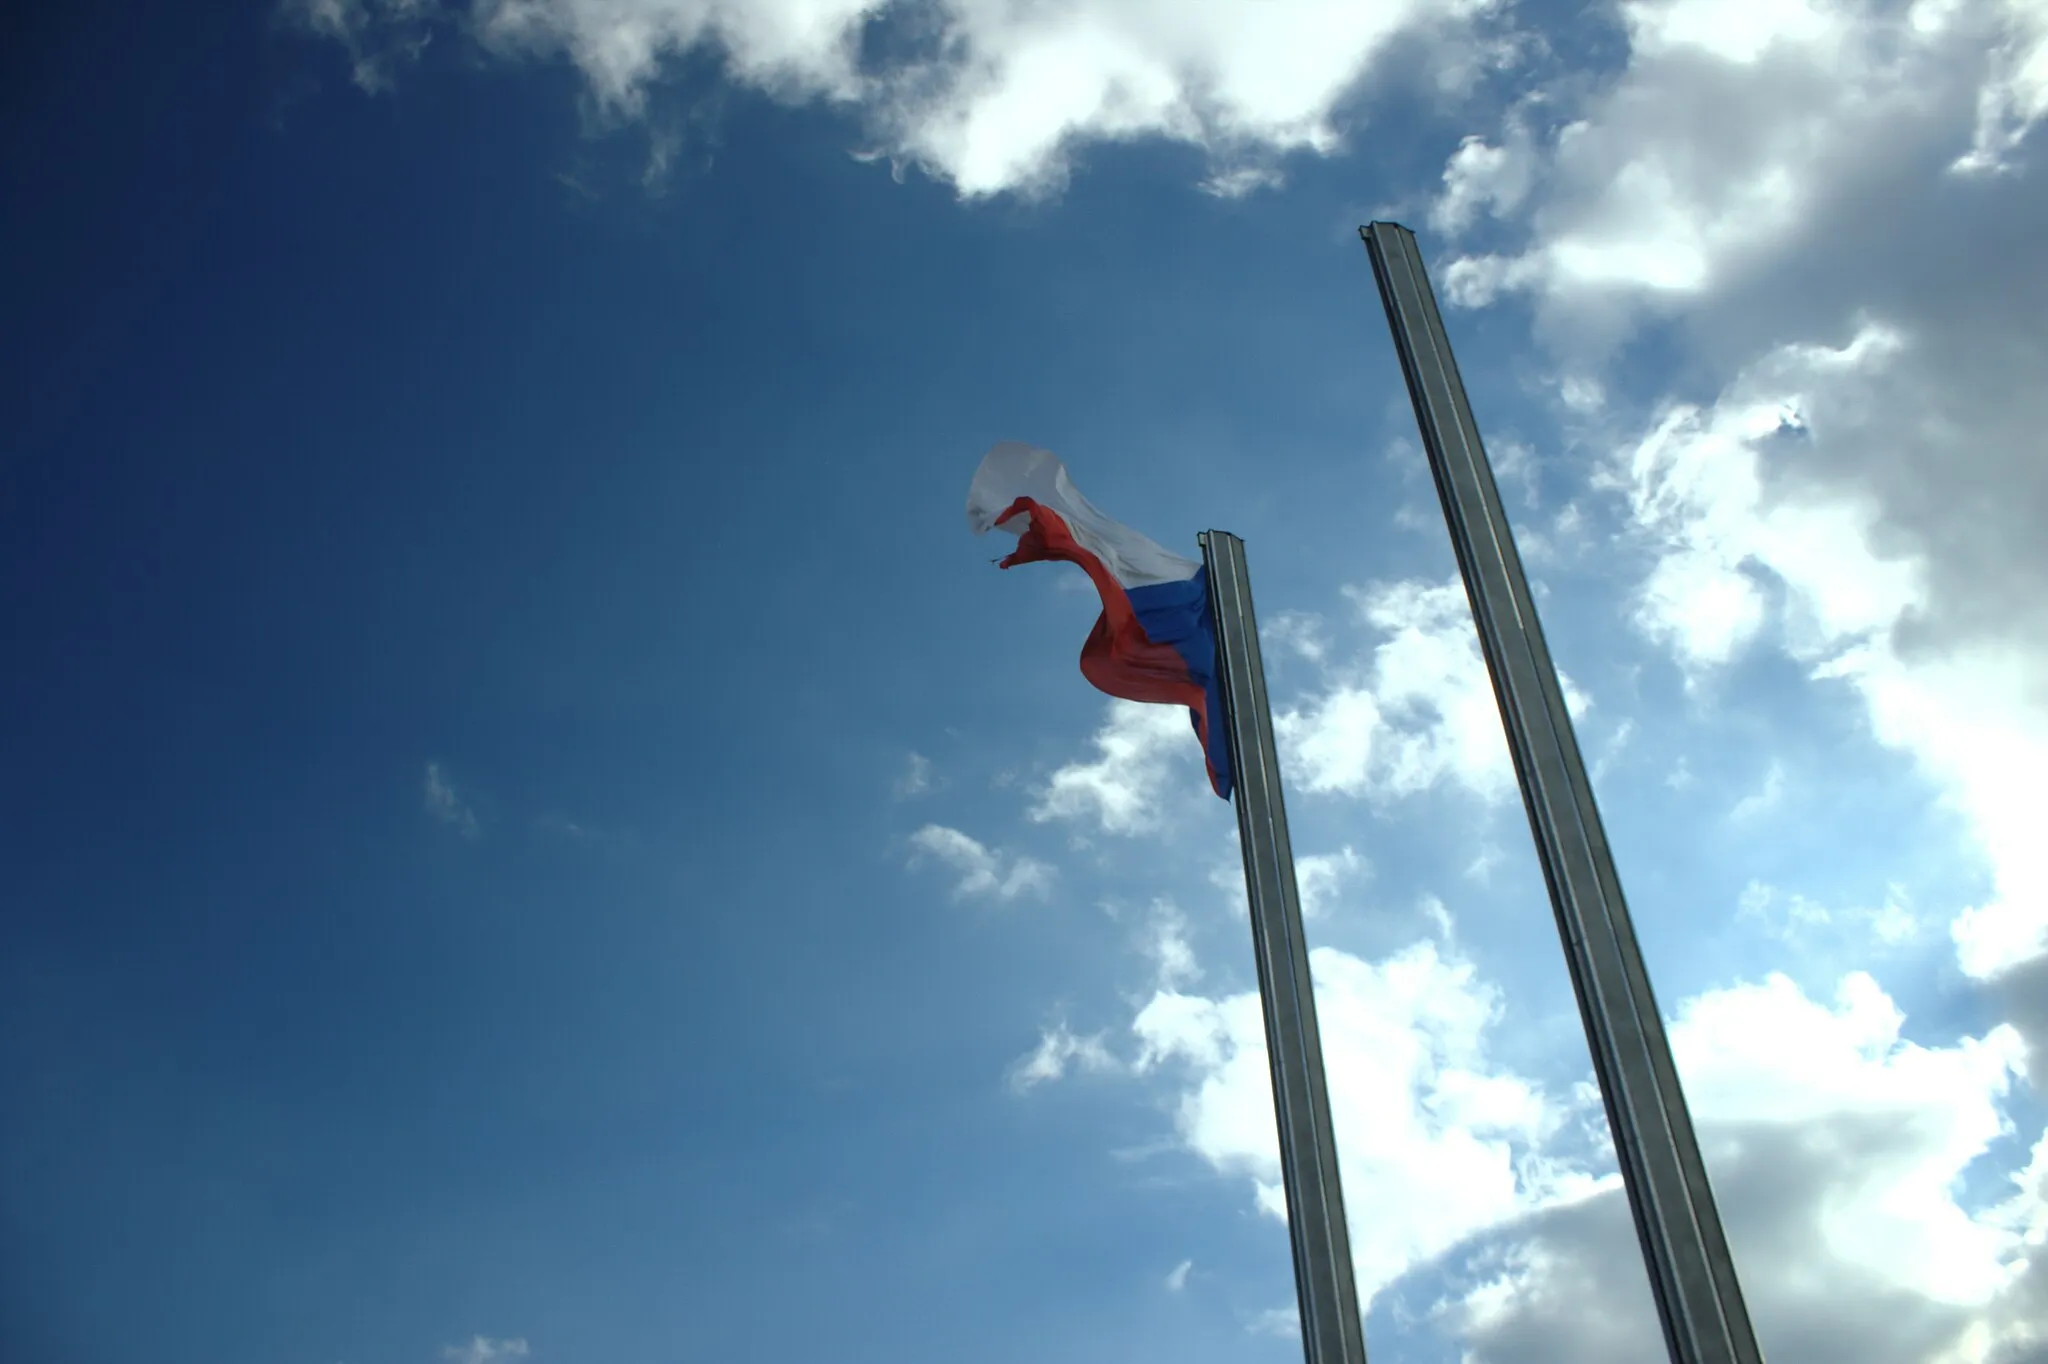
left=5, top=1, right=2048, bottom=1362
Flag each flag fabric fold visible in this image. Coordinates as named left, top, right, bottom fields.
left=967, top=442, right=1232, bottom=800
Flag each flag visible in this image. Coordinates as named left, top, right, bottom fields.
left=966, top=442, right=1232, bottom=800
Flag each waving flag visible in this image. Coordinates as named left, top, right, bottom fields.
left=967, top=442, right=1232, bottom=800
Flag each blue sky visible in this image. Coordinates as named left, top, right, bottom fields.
left=7, top=2, right=2048, bottom=1363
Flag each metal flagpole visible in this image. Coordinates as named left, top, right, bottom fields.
left=1200, top=530, right=1370, bottom=1364
left=1356, top=222, right=1763, bottom=1364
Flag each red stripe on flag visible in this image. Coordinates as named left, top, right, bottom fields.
left=994, top=497, right=1209, bottom=714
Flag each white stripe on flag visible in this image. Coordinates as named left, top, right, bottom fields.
left=965, top=442, right=1199, bottom=589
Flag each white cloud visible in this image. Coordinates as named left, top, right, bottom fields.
left=1262, top=610, right=1331, bottom=666
left=908, top=824, right=1053, bottom=901
left=1131, top=932, right=1595, bottom=1308
left=1206, top=841, right=1365, bottom=922
left=470, top=0, right=873, bottom=116
left=1728, top=760, right=1785, bottom=821
left=1739, top=879, right=1925, bottom=949
left=1611, top=326, right=1924, bottom=671
left=1737, top=878, right=1831, bottom=932
left=422, top=761, right=481, bottom=838
left=1142, top=901, right=1202, bottom=990
left=1958, top=0, right=2048, bottom=172
left=1447, top=970, right=2042, bottom=1364
left=1589, top=715, right=1633, bottom=784
left=1199, top=165, right=1288, bottom=200
left=443, top=1340, right=529, bottom=1364
left=894, top=751, right=933, bottom=798
left=1010, top=1021, right=1118, bottom=1092
left=1276, top=579, right=1515, bottom=803
left=1165, top=1258, right=1193, bottom=1292
left=285, top=0, right=434, bottom=92
left=1279, top=683, right=1384, bottom=795
left=1427, top=17, right=2048, bottom=1018
left=1840, top=641, right=2048, bottom=979
left=1249, top=1304, right=1302, bottom=1337
left=1621, top=0, right=1846, bottom=66
left=1436, top=0, right=2048, bottom=336
left=1431, top=125, right=1537, bottom=234
left=1601, top=326, right=2048, bottom=979
left=1421, top=895, right=1458, bottom=943
left=1444, top=0, right=2048, bottom=974
left=1032, top=700, right=1197, bottom=836
left=1872, top=899, right=1921, bottom=946
left=299, top=0, right=1508, bottom=199
left=1463, top=844, right=1505, bottom=884
left=1295, top=847, right=1366, bottom=920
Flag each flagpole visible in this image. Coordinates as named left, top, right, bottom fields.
left=1200, top=530, right=1370, bottom=1364
left=1357, top=222, right=1763, bottom=1364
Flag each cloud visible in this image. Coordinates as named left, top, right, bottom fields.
left=293, top=0, right=1508, bottom=199
left=283, top=0, right=434, bottom=93
left=907, top=824, right=1052, bottom=901
left=1131, top=930, right=1598, bottom=1308
left=894, top=751, right=933, bottom=799
left=1275, top=579, right=1526, bottom=803
left=1957, top=0, right=2048, bottom=173
left=1295, top=847, right=1366, bottom=920
left=1435, top=0, right=2048, bottom=331
left=1839, top=639, right=2048, bottom=980
left=1738, top=880, right=1922, bottom=949
left=422, top=761, right=481, bottom=838
left=1199, top=165, right=1289, bottom=200
left=1599, top=326, right=2048, bottom=980
left=442, top=1340, right=529, bottom=1364
left=1165, top=1258, right=1194, bottom=1292
left=1425, top=29, right=2048, bottom=1340
left=1009, top=1021, right=1118, bottom=1092
left=1422, top=70, right=2048, bottom=1349
left=1610, top=327, right=1925, bottom=672
left=1032, top=700, right=1198, bottom=836
left=1142, top=901, right=1202, bottom=990
left=1445, top=970, right=2039, bottom=1364
left=1430, top=0, right=2048, bottom=987
left=1262, top=610, right=1331, bottom=666
left=1728, top=760, right=1785, bottom=821
left=1249, top=1305, right=1302, bottom=1337
left=1463, top=844, right=1506, bottom=885
left=1431, top=125, right=1537, bottom=234
left=1737, top=878, right=1829, bottom=932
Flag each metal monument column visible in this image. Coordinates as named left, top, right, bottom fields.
left=1357, top=221, right=1763, bottom=1364
left=1201, top=530, right=1369, bottom=1364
